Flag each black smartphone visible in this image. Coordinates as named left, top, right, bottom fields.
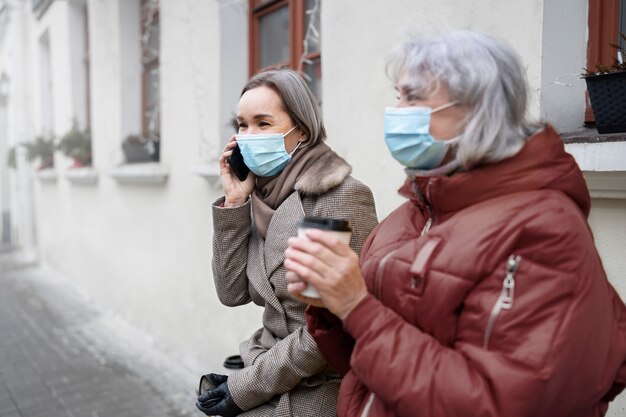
left=227, top=144, right=250, bottom=181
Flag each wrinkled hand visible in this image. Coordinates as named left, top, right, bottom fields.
left=220, top=135, right=255, bottom=207
left=196, top=374, right=242, bottom=417
left=284, top=229, right=368, bottom=320
left=284, top=274, right=326, bottom=308
left=286, top=288, right=326, bottom=308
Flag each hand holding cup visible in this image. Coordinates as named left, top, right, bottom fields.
left=285, top=217, right=369, bottom=319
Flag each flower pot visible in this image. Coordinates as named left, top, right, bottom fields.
left=37, top=156, right=54, bottom=170
left=584, top=71, right=626, bottom=134
left=71, top=157, right=91, bottom=168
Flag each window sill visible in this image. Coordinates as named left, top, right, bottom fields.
left=561, top=128, right=626, bottom=144
left=65, top=167, right=98, bottom=185
left=36, top=169, right=58, bottom=182
left=583, top=171, right=626, bottom=199
left=107, top=163, right=169, bottom=185
left=191, top=163, right=220, bottom=179
left=562, top=128, right=626, bottom=172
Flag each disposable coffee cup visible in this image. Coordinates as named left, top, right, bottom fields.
left=297, top=216, right=352, bottom=298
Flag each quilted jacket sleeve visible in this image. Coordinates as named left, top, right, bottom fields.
left=340, top=206, right=626, bottom=417
left=211, top=197, right=252, bottom=306
left=227, top=326, right=328, bottom=410
left=306, top=306, right=354, bottom=376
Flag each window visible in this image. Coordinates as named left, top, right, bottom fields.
left=32, top=0, right=53, bottom=19
left=585, top=0, right=625, bottom=124
left=69, top=0, right=90, bottom=130
left=141, top=0, right=160, bottom=142
left=249, top=0, right=321, bottom=100
left=39, top=30, right=53, bottom=139
left=83, top=3, right=91, bottom=129
left=621, top=0, right=626, bottom=47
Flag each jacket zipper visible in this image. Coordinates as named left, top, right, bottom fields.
left=360, top=392, right=376, bottom=417
left=411, top=180, right=435, bottom=236
left=421, top=181, right=435, bottom=235
left=483, top=255, right=521, bottom=349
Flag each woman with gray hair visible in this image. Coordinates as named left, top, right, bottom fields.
left=285, top=31, right=626, bottom=416
left=196, top=66, right=378, bottom=416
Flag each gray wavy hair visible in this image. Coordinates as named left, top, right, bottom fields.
left=388, top=31, right=539, bottom=169
left=241, top=66, right=326, bottom=145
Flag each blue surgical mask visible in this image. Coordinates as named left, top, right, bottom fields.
left=384, top=102, right=457, bottom=170
left=236, top=126, right=299, bottom=177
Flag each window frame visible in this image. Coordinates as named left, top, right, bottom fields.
left=141, top=0, right=160, bottom=140
left=83, top=2, right=91, bottom=130
left=585, top=0, right=622, bottom=124
left=248, top=0, right=311, bottom=76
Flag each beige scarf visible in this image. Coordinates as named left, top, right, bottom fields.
left=251, top=142, right=333, bottom=239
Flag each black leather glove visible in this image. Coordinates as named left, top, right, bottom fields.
left=196, top=373, right=243, bottom=417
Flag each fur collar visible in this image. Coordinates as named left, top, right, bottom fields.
left=294, top=148, right=352, bottom=195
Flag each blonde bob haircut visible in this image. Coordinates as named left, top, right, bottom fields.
left=241, top=66, right=326, bottom=146
left=387, top=31, right=539, bottom=169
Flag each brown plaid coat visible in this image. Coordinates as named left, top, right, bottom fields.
left=211, top=154, right=377, bottom=417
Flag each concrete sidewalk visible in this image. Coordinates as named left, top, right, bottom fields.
left=0, top=251, right=197, bottom=417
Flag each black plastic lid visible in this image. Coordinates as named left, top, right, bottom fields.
left=299, top=216, right=351, bottom=232
left=223, top=355, right=244, bottom=369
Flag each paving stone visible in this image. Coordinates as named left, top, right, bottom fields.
left=0, top=260, right=192, bottom=417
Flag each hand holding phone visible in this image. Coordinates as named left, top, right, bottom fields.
left=226, top=144, right=250, bottom=181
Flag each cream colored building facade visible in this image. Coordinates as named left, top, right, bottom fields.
left=0, top=0, right=624, bottom=412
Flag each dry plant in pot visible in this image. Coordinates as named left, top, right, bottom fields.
left=121, top=134, right=160, bottom=163
left=582, top=33, right=626, bottom=134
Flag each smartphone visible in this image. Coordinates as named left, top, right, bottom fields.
left=227, top=144, right=250, bottom=181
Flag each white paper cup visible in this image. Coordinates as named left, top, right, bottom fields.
left=297, top=216, right=352, bottom=298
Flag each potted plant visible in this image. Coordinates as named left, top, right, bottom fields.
left=582, top=32, right=626, bottom=134
left=122, top=134, right=159, bottom=163
left=57, top=128, right=92, bottom=168
left=25, top=137, right=55, bottom=170
left=6, top=146, right=16, bottom=169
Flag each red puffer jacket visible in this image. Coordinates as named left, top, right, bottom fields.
left=307, top=125, right=626, bottom=417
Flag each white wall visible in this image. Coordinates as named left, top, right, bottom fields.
left=40, top=1, right=74, bottom=137
left=0, top=102, right=9, bottom=243
left=0, top=0, right=36, bottom=253
left=539, top=0, right=588, bottom=132
left=564, top=143, right=626, bottom=355
left=31, top=0, right=261, bottom=375
left=87, top=0, right=120, bottom=165
left=0, top=5, right=10, bottom=244
left=118, top=0, right=141, bottom=142
left=217, top=0, right=248, bottom=151
left=68, top=0, right=89, bottom=130
left=322, top=0, right=547, bottom=217
left=589, top=199, right=626, bottom=298
left=38, top=29, right=55, bottom=138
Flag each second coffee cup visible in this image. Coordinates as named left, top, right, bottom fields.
left=297, top=216, right=352, bottom=298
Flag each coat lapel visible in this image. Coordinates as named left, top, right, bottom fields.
left=264, top=191, right=305, bottom=279
left=246, top=224, right=284, bottom=313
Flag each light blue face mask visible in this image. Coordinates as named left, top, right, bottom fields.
left=384, top=102, right=457, bottom=170
left=236, top=126, right=300, bottom=177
